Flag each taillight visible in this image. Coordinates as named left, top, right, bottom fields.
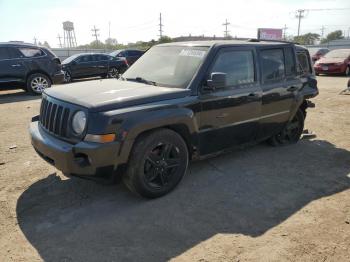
left=124, top=59, right=129, bottom=67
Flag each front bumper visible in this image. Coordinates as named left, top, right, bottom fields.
left=30, top=121, right=122, bottom=176
left=51, top=71, right=65, bottom=85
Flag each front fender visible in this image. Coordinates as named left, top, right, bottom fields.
left=123, top=107, right=198, bottom=140
left=115, top=107, right=198, bottom=164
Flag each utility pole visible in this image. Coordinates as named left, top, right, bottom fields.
left=223, top=19, right=230, bottom=38
left=158, top=13, right=163, bottom=39
left=295, top=9, right=305, bottom=37
left=33, top=37, right=37, bottom=45
left=283, top=24, right=288, bottom=40
left=108, top=21, right=111, bottom=38
left=320, top=25, right=326, bottom=39
left=57, top=34, right=63, bottom=48
left=91, top=25, right=100, bottom=42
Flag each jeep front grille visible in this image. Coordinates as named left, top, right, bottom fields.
left=39, top=97, right=70, bottom=137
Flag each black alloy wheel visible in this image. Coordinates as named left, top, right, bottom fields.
left=123, top=129, right=188, bottom=198
left=268, top=109, right=304, bottom=146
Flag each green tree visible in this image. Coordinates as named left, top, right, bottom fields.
left=293, top=33, right=320, bottom=45
left=43, top=41, right=51, bottom=48
left=105, top=38, right=118, bottom=49
left=321, top=30, right=344, bottom=44
left=158, top=36, right=172, bottom=44
left=89, top=40, right=105, bottom=49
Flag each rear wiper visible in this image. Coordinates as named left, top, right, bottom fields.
left=126, top=77, right=157, bottom=86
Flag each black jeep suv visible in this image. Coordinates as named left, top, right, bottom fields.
left=62, top=53, right=129, bottom=82
left=0, top=42, right=64, bottom=95
left=30, top=40, right=318, bottom=198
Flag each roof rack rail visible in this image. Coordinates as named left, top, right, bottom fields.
left=247, top=38, right=299, bottom=45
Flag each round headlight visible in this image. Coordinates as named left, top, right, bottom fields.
left=72, top=111, right=86, bottom=135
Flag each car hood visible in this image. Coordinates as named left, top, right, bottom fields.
left=45, top=79, right=191, bottom=112
left=317, top=57, right=345, bottom=64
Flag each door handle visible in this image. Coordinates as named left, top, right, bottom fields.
left=11, top=64, right=21, bottom=67
left=216, top=113, right=229, bottom=118
left=287, top=86, right=298, bottom=92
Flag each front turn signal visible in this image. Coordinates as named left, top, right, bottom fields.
left=84, top=134, right=116, bottom=143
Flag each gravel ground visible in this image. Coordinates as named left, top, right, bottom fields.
left=0, top=76, right=349, bottom=262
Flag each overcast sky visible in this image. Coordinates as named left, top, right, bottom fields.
left=0, top=0, right=349, bottom=47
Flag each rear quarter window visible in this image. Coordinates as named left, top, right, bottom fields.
left=297, top=51, right=312, bottom=75
left=18, top=48, right=45, bottom=58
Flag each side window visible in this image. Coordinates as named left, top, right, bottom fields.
left=100, top=55, right=109, bottom=61
left=92, top=54, right=100, bottom=61
left=77, top=55, right=91, bottom=63
left=129, top=50, right=141, bottom=56
left=0, top=47, right=11, bottom=60
left=297, top=52, right=311, bottom=75
left=210, top=50, right=255, bottom=87
left=284, top=47, right=296, bottom=76
left=18, top=48, right=44, bottom=58
left=261, top=49, right=285, bottom=82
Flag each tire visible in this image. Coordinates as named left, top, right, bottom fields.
left=64, top=70, right=72, bottom=83
left=26, top=73, right=51, bottom=95
left=123, top=128, right=189, bottom=198
left=268, top=109, right=304, bottom=146
left=107, top=67, right=119, bottom=79
left=345, top=66, right=350, bottom=76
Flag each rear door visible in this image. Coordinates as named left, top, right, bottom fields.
left=198, top=47, right=262, bottom=155
left=71, top=55, right=93, bottom=77
left=95, top=54, right=109, bottom=75
left=257, top=46, right=301, bottom=140
left=0, top=46, right=26, bottom=83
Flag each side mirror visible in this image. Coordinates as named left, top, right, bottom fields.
left=205, top=72, right=227, bottom=91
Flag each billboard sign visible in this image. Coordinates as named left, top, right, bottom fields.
left=257, top=28, right=283, bottom=40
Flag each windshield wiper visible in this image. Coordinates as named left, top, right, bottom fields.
left=125, top=77, right=157, bottom=86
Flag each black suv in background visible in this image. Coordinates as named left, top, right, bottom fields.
left=62, top=53, right=128, bottom=82
left=110, top=49, right=145, bottom=65
left=0, top=42, right=64, bottom=95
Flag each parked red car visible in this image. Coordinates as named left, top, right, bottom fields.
left=308, top=48, right=329, bottom=62
left=314, top=49, right=350, bottom=76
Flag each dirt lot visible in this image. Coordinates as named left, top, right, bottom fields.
left=0, top=77, right=349, bottom=262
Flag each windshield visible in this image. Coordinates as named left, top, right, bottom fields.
left=324, top=49, right=350, bottom=59
left=123, top=45, right=209, bottom=88
left=62, top=54, right=79, bottom=64
left=110, top=50, right=122, bottom=56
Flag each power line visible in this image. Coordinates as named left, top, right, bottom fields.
left=223, top=19, right=230, bottom=38
left=295, top=9, right=305, bottom=37
left=57, top=34, right=62, bottom=48
left=320, top=25, right=326, bottom=39
left=295, top=8, right=350, bottom=36
left=91, top=25, right=100, bottom=41
left=283, top=24, right=288, bottom=40
left=159, top=13, right=163, bottom=39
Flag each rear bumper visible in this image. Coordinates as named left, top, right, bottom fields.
left=314, top=65, right=346, bottom=74
left=30, top=121, right=122, bottom=176
left=51, top=71, right=65, bottom=85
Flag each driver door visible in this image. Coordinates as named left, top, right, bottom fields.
left=198, top=47, right=262, bottom=155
